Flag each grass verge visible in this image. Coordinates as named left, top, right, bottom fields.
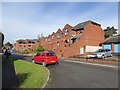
left=11, top=59, right=48, bottom=88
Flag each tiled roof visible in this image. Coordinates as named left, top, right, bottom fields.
left=72, top=20, right=101, bottom=31
left=101, top=34, right=120, bottom=44
left=17, top=39, right=38, bottom=44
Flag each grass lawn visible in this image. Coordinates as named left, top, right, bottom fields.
left=11, top=59, right=48, bottom=88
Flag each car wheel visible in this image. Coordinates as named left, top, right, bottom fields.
left=55, top=62, right=59, bottom=65
left=110, top=54, right=113, bottom=57
left=102, top=55, right=105, bottom=59
left=42, top=61, right=46, bottom=67
left=32, top=60, right=35, bottom=63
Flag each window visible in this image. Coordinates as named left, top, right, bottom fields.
left=48, top=38, right=50, bottom=41
left=52, top=35, right=54, bottom=40
left=28, top=45, right=31, bottom=47
left=65, top=28, right=69, bottom=35
left=46, top=53, right=56, bottom=56
left=36, top=52, right=40, bottom=56
left=28, top=41, right=31, bottom=43
left=57, top=32, right=60, bottom=38
left=41, top=52, right=44, bottom=56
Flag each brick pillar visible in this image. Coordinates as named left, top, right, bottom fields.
left=111, top=43, right=114, bottom=53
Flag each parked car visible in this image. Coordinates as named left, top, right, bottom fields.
left=87, top=49, right=112, bottom=59
left=32, top=51, right=59, bottom=66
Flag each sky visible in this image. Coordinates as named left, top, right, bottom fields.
left=0, top=1, right=118, bottom=43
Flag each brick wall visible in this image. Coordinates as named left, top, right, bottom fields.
left=41, top=21, right=104, bottom=58
left=15, top=39, right=40, bottom=52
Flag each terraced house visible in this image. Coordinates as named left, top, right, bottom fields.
left=15, top=39, right=40, bottom=52
left=41, top=20, right=104, bottom=58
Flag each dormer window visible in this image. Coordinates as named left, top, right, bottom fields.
left=57, top=32, right=60, bottom=38
left=52, top=35, right=54, bottom=40
left=65, top=28, right=69, bottom=35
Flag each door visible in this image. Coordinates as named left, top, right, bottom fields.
left=114, top=44, right=120, bottom=53
left=34, top=52, right=40, bottom=63
left=38, top=52, right=45, bottom=63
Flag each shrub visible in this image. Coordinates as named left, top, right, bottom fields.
left=34, top=45, right=45, bottom=53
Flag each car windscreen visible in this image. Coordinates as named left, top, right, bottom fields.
left=46, top=53, right=56, bottom=56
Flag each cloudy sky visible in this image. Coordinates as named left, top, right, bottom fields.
left=0, top=1, right=118, bottom=43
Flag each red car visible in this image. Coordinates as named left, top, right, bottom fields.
left=32, top=51, right=59, bottom=66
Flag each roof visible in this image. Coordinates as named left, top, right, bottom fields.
left=71, top=34, right=80, bottom=40
left=101, top=34, right=120, bottom=44
left=72, top=20, right=101, bottom=31
left=17, top=39, right=38, bottom=44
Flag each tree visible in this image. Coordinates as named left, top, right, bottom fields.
left=5, top=42, right=13, bottom=49
left=34, top=45, right=45, bottom=53
left=104, top=26, right=117, bottom=38
left=38, top=33, right=43, bottom=42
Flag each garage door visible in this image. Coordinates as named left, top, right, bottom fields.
left=104, top=44, right=112, bottom=50
left=114, top=44, right=120, bottom=53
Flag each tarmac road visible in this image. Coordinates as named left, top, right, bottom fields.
left=9, top=54, right=119, bottom=88
left=46, top=60, right=118, bottom=88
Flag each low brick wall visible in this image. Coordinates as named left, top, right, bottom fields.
left=63, top=57, right=119, bottom=65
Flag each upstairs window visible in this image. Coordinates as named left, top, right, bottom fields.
left=65, top=28, right=69, bottom=35
left=52, top=35, right=54, bottom=40
left=28, top=45, right=31, bottom=47
left=57, top=32, right=60, bottom=38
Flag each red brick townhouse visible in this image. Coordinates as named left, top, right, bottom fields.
left=41, top=20, right=104, bottom=58
left=15, top=39, right=40, bottom=52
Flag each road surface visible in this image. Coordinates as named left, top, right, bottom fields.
left=46, top=60, right=118, bottom=88
left=10, top=54, right=119, bottom=88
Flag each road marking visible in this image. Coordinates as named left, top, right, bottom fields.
left=64, top=60, right=119, bottom=68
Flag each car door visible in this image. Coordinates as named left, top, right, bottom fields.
left=104, top=49, right=108, bottom=57
left=107, top=49, right=112, bottom=56
left=37, top=52, right=45, bottom=63
left=34, top=52, right=40, bottom=63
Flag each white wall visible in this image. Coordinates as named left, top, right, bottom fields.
left=86, top=46, right=102, bottom=52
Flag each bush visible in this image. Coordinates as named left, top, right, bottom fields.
left=18, top=50, right=29, bottom=54
left=34, top=45, right=45, bottom=53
